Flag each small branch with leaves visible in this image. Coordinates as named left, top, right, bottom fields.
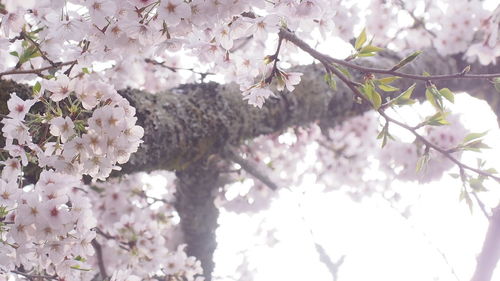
left=276, top=28, right=500, bottom=192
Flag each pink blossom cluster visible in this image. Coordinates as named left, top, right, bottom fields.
left=368, top=0, right=500, bottom=64
left=0, top=170, right=96, bottom=280
left=88, top=172, right=204, bottom=281
left=0, top=167, right=203, bottom=280
left=0, top=52, right=150, bottom=279
left=2, top=75, right=143, bottom=181
left=0, top=0, right=497, bottom=109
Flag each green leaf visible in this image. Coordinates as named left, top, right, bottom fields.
left=372, top=91, right=382, bottom=110
left=462, top=140, right=491, bottom=152
left=426, top=85, right=445, bottom=112
left=9, top=51, right=19, bottom=57
left=425, top=88, right=438, bottom=109
left=463, top=131, right=488, bottom=144
left=416, top=153, right=430, bottom=173
left=362, top=83, right=382, bottom=109
left=485, top=168, right=497, bottom=174
left=378, top=84, right=399, bottom=92
left=493, top=78, right=500, bottom=92
left=390, top=51, right=423, bottom=71
left=18, top=46, right=41, bottom=65
left=377, top=122, right=390, bottom=147
left=392, top=83, right=416, bottom=106
left=378, top=76, right=400, bottom=84
left=70, top=265, right=91, bottom=271
left=32, top=82, right=41, bottom=94
left=425, top=111, right=450, bottom=126
left=358, top=52, right=376, bottom=57
left=391, top=83, right=416, bottom=105
left=359, top=45, right=384, bottom=54
left=74, top=255, right=87, bottom=262
left=324, top=73, right=337, bottom=90
left=469, top=178, right=487, bottom=192
left=439, top=88, right=454, bottom=103
left=459, top=189, right=474, bottom=213
left=354, top=28, right=367, bottom=50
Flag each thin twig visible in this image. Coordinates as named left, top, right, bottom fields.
left=20, top=31, right=57, bottom=66
left=144, top=58, right=215, bottom=81
left=0, top=61, right=76, bottom=78
left=470, top=190, right=491, bottom=220
left=95, top=227, right=130, bottom=251
left=278, top=29, right=500, bottom=81
left=91, top=239, right=108, bottom=279
left=11, top=270, right=57, bottom=280
left=264, top=34, right=284, bottom=84
left=223, top=147, right=279, bottom=190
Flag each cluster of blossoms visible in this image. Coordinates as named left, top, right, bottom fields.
left=89, top=172, right=203, bottom=281
left=2, top=73, right=143, bottom=180
left=0, top=163, right=202, bottom=280
left=0, top=170, right=96, bottom=280
left=366, top=0, right=500, bottom=65
left=0, top=0, right=495, bottom=108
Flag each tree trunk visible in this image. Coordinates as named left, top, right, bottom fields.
left=175, top=159, right=220, bottom=280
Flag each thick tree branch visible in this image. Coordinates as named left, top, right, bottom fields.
left=471, top=205, right=500, bottom=281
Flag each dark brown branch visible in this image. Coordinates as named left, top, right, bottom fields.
left=91, top=239, right=108, bottom=279
left=0, top=61, right=76, bottom=78
left=279, top=29, right=500, bottom=81
left=11, top=270, right=57, bottom=280
left=471, top=205, right=500, bottom=281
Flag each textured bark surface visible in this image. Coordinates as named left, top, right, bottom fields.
left=0, top=51, right=499, bottom=281
left=117, top=63, right=360, bottom=174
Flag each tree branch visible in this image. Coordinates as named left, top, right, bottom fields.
left=91, top=239, right=108, bottom=280
left=175, top=159, right=221, bottom=281
left=471, top=204, right=500, bottom=281
left=222, top=147, right=279, bottom=190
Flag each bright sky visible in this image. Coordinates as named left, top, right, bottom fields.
left=213, top=93, right=500, bottom=281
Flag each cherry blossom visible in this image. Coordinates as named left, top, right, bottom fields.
left=50, top=116, right=75, bottom=143
left=0, top=0, right=497, bottom=280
